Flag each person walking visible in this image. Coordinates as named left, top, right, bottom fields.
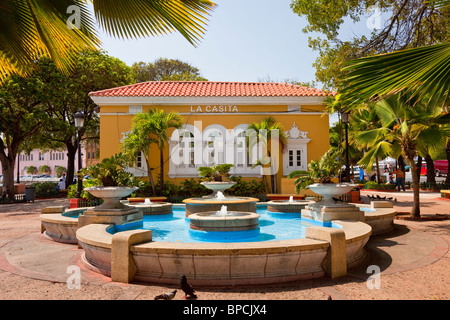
left=396, top=169, right=405, bottom=192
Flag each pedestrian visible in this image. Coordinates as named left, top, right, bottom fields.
left=58, top=179, right=66, bottom=190
left=396, top=169, right=405, bottom=192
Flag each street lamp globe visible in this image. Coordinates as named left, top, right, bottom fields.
left=74, top=111, right=84, bottom=128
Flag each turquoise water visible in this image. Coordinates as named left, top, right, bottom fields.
left=135, top=206, right=340, bottom=243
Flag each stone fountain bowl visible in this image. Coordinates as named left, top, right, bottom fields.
left=85, top=186, right=138, bottom=210
left=307, top=183, right=356, bottom=206
left=200, top=181, right=236, bottom=196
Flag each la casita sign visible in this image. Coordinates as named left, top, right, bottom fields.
left=190, top=105, right=238, bottom=113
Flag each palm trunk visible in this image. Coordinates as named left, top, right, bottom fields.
left=416, top=156, right=422, bottom=184
left=376, top=157, right=381, bottom=184
left=159, top=147, right=164, bottom=195
left=145, top=158, right=155, bottom=195
left=424, top=154, right=436, bottom=188
left=408, top=156, right=421, bottom=218
left=445, top=140, right=450, bottom=185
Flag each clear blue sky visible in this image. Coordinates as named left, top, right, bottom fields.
left=97, top=0, right=320, bottom=83
left=97, top=0, right=376, bottom=85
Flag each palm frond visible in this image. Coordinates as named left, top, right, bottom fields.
left=339, top=43, right=450, bottom=108
left=92, top=0, right=215, bottom=46
left=0, top=0, right=215, bottom=81
left=0, top=0, right=100, bottom=80
left=424, top=0, right=450, bottom=9
left=358, top=141, right=393, bottom=171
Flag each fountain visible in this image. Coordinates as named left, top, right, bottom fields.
left=126, top=197, right=173, bottom=215
left=183, top=192, right=258, bottom=216
left=188, top=205, right=260, bottom=232
left=78, top=186, right=142, bottom=227
left=301, top=183, right=364, bottom=222
left=267, top=195, right=312, bottom=213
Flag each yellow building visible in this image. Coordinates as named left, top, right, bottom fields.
left=89, top=81, right=332, bottom=194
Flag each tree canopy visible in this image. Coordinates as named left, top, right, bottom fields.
left=131, top=58, right=207, bottom=82
left=290, top=0, right=450, bottom=90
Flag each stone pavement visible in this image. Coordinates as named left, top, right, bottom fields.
left=0, top=191, right=448, bottom=300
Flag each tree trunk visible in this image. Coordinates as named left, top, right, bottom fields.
left=65, top=142, right=77, bottom=189
left=1, top=157, right=16, bottom=198
left=424, top=154, right=436, bottom=188
left=446, top=140, right=450, bottom=184
left=407, top=155, right=421, bottom=218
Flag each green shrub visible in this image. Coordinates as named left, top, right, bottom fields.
left=227, top=176, right=266, bottom=196
left=67, top=179, right=99, bottom=200
left=30, top=182, right=59, bottom=197
left=363, top=181, right=396, bottom=190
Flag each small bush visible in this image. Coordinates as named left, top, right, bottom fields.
left=363, top=181, right=396, bottom=190
left=30, top=182, right=59, bottom=197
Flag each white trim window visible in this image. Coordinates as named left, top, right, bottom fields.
left=283, top=122, right=311, bottom=176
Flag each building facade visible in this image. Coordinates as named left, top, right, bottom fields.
left=89, top=81, right=332, bottom=193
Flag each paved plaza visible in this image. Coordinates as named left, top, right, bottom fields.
left=0, top=190, right=448, bottom=300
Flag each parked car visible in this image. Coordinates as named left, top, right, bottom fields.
left=420, top=160, right=448, bottom=176
left=434, top=160, right=448, bottom=176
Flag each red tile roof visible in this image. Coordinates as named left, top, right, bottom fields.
left=89, top=81, right=332, bottom=97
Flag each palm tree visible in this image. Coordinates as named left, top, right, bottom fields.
left=350, top=106, right=387, bottom=183
left=121, top=125, right=157, bottom=195
left=356, top=92, right=445, bottom=217
left=248, top=117, right=287, bottom=193
left=0, top=0, right=216, bottom=81
left=126, top=108, right=182, bottom=195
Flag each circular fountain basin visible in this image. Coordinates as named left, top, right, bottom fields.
left=189, top=211, right=260, bottom=232
left=126, top=202, right=173, bottom=215
left=267, top=200, right=313, bottom=213
left=183, top=197, right=258, bottom=216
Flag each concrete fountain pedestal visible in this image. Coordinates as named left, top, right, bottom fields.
left=301, top=183, right=365, bottom=222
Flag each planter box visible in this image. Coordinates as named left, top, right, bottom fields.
left=69, top=198, right=103, bottom=209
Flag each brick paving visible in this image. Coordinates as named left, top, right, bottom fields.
left=0, top=191, right=448, bottom=300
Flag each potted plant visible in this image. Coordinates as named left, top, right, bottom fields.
left=288, top=150, right=356, bottom=205
left=81, top=153, right=139, bottom=210
left=198, top=164, right=236, bottom=197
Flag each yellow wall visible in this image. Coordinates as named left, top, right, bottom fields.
left=99, top=104, right=330, bottom=193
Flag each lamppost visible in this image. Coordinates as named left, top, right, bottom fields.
left=74, top=111, right=85, bottom=199
left=341, top=110, right=351, bottom=183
